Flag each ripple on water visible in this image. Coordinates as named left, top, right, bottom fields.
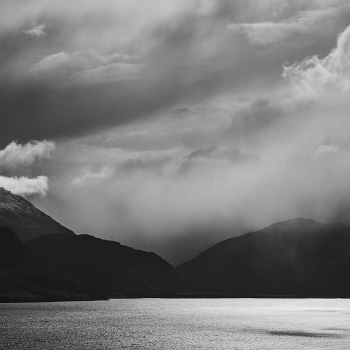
left=1, top=299, right=350, bottom=350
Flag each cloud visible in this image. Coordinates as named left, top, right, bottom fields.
left=283, top=24, right=350, bottom=96
left=228, top=8, right=341, bottom=46
left=0, top=0, right=348, bottom=147
left=72, top=166, right=112, bottom=185
left=312, top=144, right=338, bottom=161
left=177, top=145, right=259, bottom=174
left=0, top=140, right=54, bottom=197
left=0, top=140, right=55, bottom=175
left=31, top=50, right=142, bottom=83
left=227, top=99, right=284, bottom=146
left=0, top=175, right=49, bottom=196
left=22, top=23, right=46, bottom=37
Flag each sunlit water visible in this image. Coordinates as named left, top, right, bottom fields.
left=1, top=299, right=350, bottom=349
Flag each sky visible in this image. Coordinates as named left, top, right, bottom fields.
left=1, top=0, right=350, bottom=264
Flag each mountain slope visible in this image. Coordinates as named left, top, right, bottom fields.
left=26, top=233, right=187, bottom=297
left=0, top=189, right=187, bottom=301
left=0, top=226, right=42, bottom=270
left=0, top=187, right=74, bottom=241
left=176, top=218, right=350, bottom=297
left=0, top=226, right=106, bottom=302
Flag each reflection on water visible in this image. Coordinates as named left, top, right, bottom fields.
left=1, top=299, right=350, bottom=349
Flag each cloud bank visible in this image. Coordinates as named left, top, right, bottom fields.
left=0, top=175, right=49, bottom=197
left=0, top=140, right=55, bottom=173
left=283, top=24, right=350, bottom=95
left=0, top=140, right=55, bottom=196
left=0, top=0, right=348, bottom=146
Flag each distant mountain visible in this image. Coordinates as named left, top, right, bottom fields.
left=0, top=187, right=74, bottom=241
left=170, top=241, right=218, bottom=268
left=176, top=218, right=350, bottom=297
left=26, top=233, right=187, bottom=297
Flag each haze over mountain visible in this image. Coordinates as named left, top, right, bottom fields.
left=177, top=218, right=350, bottom=297
left=2, top=186, right=350, bottom=300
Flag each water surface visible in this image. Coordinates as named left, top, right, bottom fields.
left=1, top=299, right=350, bottom=349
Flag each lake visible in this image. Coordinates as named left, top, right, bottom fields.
left=1, top=299, right=350, bottom=349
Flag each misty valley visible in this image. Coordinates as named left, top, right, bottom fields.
left=1, top=187, right=350, bottom=301
left=1, top=187, right=350, bottom=348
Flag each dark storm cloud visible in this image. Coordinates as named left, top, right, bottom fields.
left=0, top=78, right=179, bottom=146
left=1, top=0, right=349, bottom=148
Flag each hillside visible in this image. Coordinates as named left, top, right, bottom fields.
left=176, top=218, right=350, bottom=297
left=0, top=226, right=106, bottom=302
left=0, top=187, right=75, bottom=241
left=0, top=189, right=187, bottom=301
left=26, top=233, right=187, bottom=297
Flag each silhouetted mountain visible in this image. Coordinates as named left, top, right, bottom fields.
left=0, top=187, right=74, bottom=241
left=176, top=218, right=350, bottom=297
left=0, top=189, right=187, bottom=301
left=26, top=233, right=187, bottom=297
left=0, top=226, right=106, bottom=302
left=0, top=226, right=42, bottom=270
left=170, top=241, right=218, bottom=268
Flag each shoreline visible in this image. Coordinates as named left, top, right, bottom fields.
left=2, top=292, right=349, bottom=303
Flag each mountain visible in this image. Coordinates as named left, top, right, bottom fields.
left=170, top=240, right=219, bottom=268
left=0, top=226, right=106, bottom=302
left=0, top=227, right=187, bottom=302
left=0, top=187, right=74, bottom=241
left=26, top=233, right=187, bottom=297
left=176, top=218, right=350, bottom=297
left=0, top=189, right=187, bottom=301
left=0, top=226, right=42, bottom=270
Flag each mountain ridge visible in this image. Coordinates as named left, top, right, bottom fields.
left=176, top=217, right=350, bottom=297
left=0, top=190, right=188, bottom=302
left=0, top=187, right=74, bottom=241
left=26, top=233, right=187, bottom=297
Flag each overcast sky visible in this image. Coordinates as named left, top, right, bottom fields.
left=1, top=0, right=350, bottom=263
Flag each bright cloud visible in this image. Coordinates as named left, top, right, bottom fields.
left=283, top=25, right=350, bottom=96
left=0, top=175, right=49, bottom=196
left=234, top=8, right=338, bottom=45
left=0, top=140, right=55, bottom=197
left=0, top=140, right=56, bottom=173
left=22, top=23, right=46, bottom=37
